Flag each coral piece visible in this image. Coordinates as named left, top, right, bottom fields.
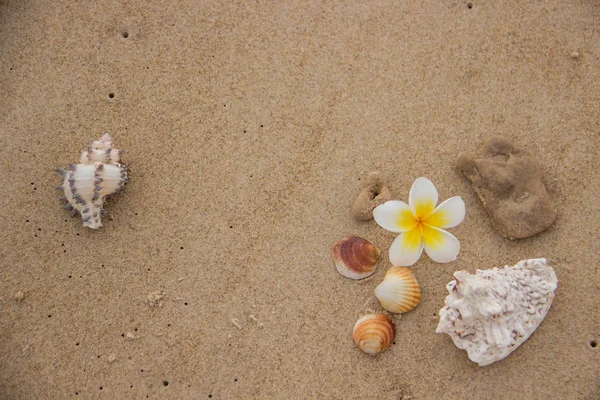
left=353, top=313, right=396, bottom=355
left=375, top=267, right=421, bottom=313
left=457, top=136, right=557, bottom=239
left=146, top=291, right=166, bottom=308
left=56, top=133, right=129, bottom=229
left=332, top=235, right=380, bottom=280
left=351, top=171, right=392, bottom=221
left=436, top=258, right=558, bottom=366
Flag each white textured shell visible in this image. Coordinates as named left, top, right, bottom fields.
left=56, top=133, right=129, bottom=229
left=435, top=258, right=558, bottom=366
left=375, top=267, right=421, bottom=313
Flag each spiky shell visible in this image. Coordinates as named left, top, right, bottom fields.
left=332, top=235, right=380, bottom=280
left=436, top=258, right=558, bottom=366
left=353, top=313, right=396, bottom=355
left=56, top=133, right=128, bottom=229
left=375, top=267, right=421, bottom=313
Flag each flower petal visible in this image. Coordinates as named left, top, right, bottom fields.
left=424, top=196, right=466, bottom=229
left=421, top=224, right=460, bottom=263
left=373, top=201, right=418, bottom=233
left=389, top=226, right=424, bottom=266
left=409, top=177, right=438, bottom=220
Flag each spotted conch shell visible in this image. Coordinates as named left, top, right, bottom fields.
left=56, top=133, right=129, bottom=229
left=436, top=258, right=558, bottom=366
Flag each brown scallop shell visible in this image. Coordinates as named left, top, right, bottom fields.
left=353, top=313, right=396, bottom=355
left=332, top=235, right=380, bottom=280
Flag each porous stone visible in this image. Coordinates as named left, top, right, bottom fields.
left=351, top=171, right=392, bottom=221
left=457, top=137, right=557, bottom=239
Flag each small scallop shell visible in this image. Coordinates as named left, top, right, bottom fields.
left=353, top=313, right=396, bottom=355
left=332, top=235, right=380, bottom=280
left=375, top=267, right=421, bottom=313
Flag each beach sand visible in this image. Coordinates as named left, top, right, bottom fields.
left=1, top=1, right=599, bottom=398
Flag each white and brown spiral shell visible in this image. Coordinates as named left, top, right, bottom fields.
left=56, top=133, right=129, bottom=229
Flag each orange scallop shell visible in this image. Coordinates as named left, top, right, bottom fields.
left=332, top=235, right=380, bottom=280
left=353, top=313, right=396, bottom=355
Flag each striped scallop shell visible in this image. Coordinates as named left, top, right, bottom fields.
left=332, top=235, right=380, bottom=280
left=353, top=313, right=396, bottom=355
left=56, top=133, right=129, bottom=229
left=375, top=267, right=421, bottom=313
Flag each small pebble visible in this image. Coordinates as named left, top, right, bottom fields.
left=14, top=291, right=25, bottom=302
left=231, top=318, right=242, bottom=330
left=146, top=290, right=165, bottom=308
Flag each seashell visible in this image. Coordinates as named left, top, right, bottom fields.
left=436, top=258, right=558, bottom=366
left=351, top=171, right=392, bottom=221
left=353, top=313, right=396, bottom=355
left=56, top=133, right=129, bottom=229
left=375, top=267, right=421, bottom=313
left=332, top=235, right=380, bottom=280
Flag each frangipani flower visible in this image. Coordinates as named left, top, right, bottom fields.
left=373, top=177, right=466, bottom=267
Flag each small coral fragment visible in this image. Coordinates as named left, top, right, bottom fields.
left=146, top=291, right=166, bottom=308
left=14, top=291, right=25, bottom=302
left=351, top=171, right=392, bottom=221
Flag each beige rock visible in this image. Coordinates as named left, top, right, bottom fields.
left=457, top=137, right=557, bottom=239
left=351, top=171, right=392, bottom=221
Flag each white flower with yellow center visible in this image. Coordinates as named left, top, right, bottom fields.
left=373, top=177, right=466, bottom=267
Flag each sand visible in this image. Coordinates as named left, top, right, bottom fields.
left=1, top=1, right=599, bottom=399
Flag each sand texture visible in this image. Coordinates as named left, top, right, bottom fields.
left=1, top=1, right=599, bottom=399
